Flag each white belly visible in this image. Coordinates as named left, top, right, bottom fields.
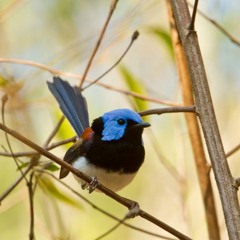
left=72, top=157, right=136, bottom=192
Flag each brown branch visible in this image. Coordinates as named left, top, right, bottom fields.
left=166, top=1, right=220, bottom=239
left=187, top=0, right=198, bottom=31
left=0, top=58, right=82, bottom=78
left=79, top=0, right=119, bottom=88
left=0, top=122, right=191, bottom=240
left=170, top=1, right=240, bottom=239
left=148, top=130, right=185, bottom=183
left=139, top=106, right=195, bottom=116
left=43, top=115, right=65, bottom=147
left=98, top=84, right=179, bottom=106
left=82, top=30, right=139, bottom=90
left=0, top=136, right=76, bottom=158
left=28, top=172, right=35, bottom=240
left=0, top=58, right=178, bottom=106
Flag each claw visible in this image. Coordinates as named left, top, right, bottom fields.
left=81, top=177, right=99, bottom=193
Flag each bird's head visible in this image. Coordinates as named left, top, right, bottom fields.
left=91, top=109, right=150, bottom=141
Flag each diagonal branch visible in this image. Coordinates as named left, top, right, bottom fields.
left=0, top=57, right=178, bottom=106
left=82, top=30, right=139, bottom=90
left=187, top=1, right=240, bottom=47
left=79, top=0, right=119, bottom=88
left=0, top=122, right=191, bottom=240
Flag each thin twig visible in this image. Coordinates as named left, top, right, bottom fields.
left=43, top=115, right=65, bottom=147
left=1, top=94, right=28, bottom=181
left=28, top=172, right=35, bottom=240
left=226, top=143, right=240, bottom=158
left=0, top=136, right=76, bottom=158
left=47, top=136, right=76, bottom=149
left=139, top=106, right=195, bottom=116
left=0, top=122, right=191, bottom=240
left=96, top=83, right=179, bottom=106
left=0, top=58, right=178, bottom=106
left=187, top=0, right=198, bottom=31
left=0, top=166, right=31, bottom=204
left=148, top=130, right=185, bottom=183
left=79, top=0, right=119, bottom=88
left=0, top=58, right=81, bottom=78
left=94, top=216, right=127, bottom=240
left=83, top=30, right=139, bottom=90
left=187, top=1, right=240, bottom=47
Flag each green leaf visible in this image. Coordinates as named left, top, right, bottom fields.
left=119, top=65, right=148, bottom=120
left=17, top=162, right=29, bottom=170
left=147, top=26, right=174, bottom=60
left=46, top=164, right=60, bottom=172
left=38, top=175, right=82, bottom=208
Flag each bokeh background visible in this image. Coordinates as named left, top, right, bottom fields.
left=1, top=0, right=240, bottom=239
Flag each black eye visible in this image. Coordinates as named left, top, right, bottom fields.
left=117, top=118, right=126, bottom=125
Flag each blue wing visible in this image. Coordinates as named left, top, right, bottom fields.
left=47, top=77, right=89, bottom=137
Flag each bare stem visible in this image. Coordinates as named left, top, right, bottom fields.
left=43, top=115, right=65, bottom=147
left=0, top=58, right=178, bottom=106
left=83, top=30, right=139, bottom=90
left=28, top=172, right=35, bottom=240
left=139, top=106, right=195, bottom=116
left=187, top=0, right=198, bottom=30
left=187, top=1, right=240, bottom=47
left=226, top=143, right=240, bottom=158
left=79, top=0, right=119, bottom=88
left=0, top=166, right=31, bottom=204
left=1, top=95, right=28, bottom=179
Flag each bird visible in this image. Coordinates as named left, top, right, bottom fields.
left=47, top=77, right=150, bottom=192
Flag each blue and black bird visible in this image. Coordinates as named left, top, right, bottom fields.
left=47, top=77, right=150, bottom=192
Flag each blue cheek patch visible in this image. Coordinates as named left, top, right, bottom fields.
left=102, top=120, right=126, bottom=141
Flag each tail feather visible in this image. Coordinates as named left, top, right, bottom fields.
left=47, top=77, right=89, bottom=137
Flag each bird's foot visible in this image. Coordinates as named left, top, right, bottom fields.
left=126, top=200, right=140, bottom=218
left=81, top=176, right=99, bottom=193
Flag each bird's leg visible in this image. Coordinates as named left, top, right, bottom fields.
left=81, top=176, right=99, bottom=192
left=82, top=176, right=99, bottom=193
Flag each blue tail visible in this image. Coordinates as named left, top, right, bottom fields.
left=47, top=77, right=89, bottom=137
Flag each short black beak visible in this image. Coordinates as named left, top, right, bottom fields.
left=133, top=122, right=151, bottom=129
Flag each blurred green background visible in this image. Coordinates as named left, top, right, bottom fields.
left=1, top=0, right=240, bottom=239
